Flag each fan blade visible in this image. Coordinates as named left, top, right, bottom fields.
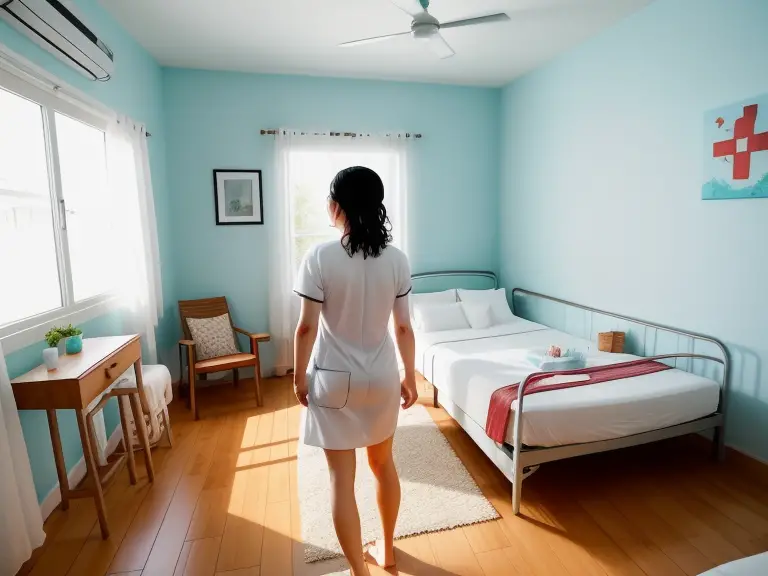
left=440, top=13, right=510, bottom=30
left=390, top=0, right=427, bottom=17
left=426, top=32, right=454, bottom=59
left=339, top=30, right=411, bottom=48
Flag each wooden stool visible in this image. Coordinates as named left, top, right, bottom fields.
left=85, top=376, right=156, bottom=488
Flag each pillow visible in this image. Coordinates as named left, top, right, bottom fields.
left=414, top=302, right=470, bottom=333
left=460, top=302, right=494, bottom=330
left=409, top=289, right=457, bottom=325
left=457, top=288, right=516, bottom=324
left=186, top=313, right=239, bottom=360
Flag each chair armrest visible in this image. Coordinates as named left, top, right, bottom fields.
left=179, top=340, right=196, bottom=367
left=233, top=327, right=270, bottom=342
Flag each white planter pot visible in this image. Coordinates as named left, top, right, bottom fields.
left=43, top=347, right=59, bottom=371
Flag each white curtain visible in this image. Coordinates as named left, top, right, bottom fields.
left=88, top=116, right=163, bottom=464
left=107, top=115, right=163, bottom=359
left=268, top=130, right=410, bottom=375
left=0, top=342, right=45, bottom=576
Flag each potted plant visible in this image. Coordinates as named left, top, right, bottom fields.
left=59, top=324, right=83, bottom=354
left=43, top=328, right=62, bottom=371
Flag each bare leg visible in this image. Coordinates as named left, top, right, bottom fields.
left=365, top=436, right=399, bottom=568
left=324, top=449, right=370, bottom=576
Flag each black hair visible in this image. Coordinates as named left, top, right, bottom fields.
left=330, top=166, right=392, bottom=258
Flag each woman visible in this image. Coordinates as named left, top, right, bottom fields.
left=293, top=166, right=417, bottom=576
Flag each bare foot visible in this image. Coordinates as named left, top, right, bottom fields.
left=365, top=540, right=396, bottom=568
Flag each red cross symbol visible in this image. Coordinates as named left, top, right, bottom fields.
left=713, top=104, right=768, bottom=180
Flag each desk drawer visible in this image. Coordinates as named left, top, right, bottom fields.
left=80, top=338, right=141, bottom=408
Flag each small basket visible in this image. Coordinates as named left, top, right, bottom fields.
left=598, top=331, right=625, bottom=353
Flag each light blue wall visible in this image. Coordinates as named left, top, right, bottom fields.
left=1, top=0, right=173, bottom=502
left=500, top=0, right=768, bottom=459
left=163, top=69, right=501, bottom=372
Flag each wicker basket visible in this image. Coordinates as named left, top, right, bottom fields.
left=598, top=331, right=625, bottom=353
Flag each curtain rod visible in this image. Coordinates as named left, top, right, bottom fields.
left=260, top=129, right=422, bottom=139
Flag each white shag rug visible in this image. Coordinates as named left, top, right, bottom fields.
left=298, top=403, right=499, bottom=563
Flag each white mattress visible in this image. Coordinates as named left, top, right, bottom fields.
left=416, top=321, right=721, bottom=448
left=698, top=553, right=768, bottom=575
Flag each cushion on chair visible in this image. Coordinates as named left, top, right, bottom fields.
left=186, top=313, right=239, bottom=360
left=195, top=353, right=257, bottom=373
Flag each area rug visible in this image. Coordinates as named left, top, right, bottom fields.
left=298, top=403, right=500, bottom=563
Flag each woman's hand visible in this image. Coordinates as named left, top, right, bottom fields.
left=401, top=375, right=418, bottom=409
left=294, top=375, right=309, bottom=407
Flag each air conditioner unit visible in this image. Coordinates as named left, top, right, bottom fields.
left=0, top=0, right=114, bottom=81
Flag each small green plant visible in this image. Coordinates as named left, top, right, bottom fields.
left=44, top=328, right=63, bottom=348
left=45, top=324, right=82, bottom=348
left=58, top=324, right=82, bottom=338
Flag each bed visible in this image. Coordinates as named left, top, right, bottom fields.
left=410, top=271, right=729, bottom=515
left=698, top=553, right=768, bottom=575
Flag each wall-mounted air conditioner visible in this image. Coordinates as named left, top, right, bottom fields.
left=0, top=0, right=114, bottom=81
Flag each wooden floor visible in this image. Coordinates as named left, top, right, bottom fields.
left=18, top=376, right=768, bottom=576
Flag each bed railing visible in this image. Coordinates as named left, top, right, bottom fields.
left=510, top=288, right=730, bottom=399
left=411, top=270, right=499, bottom=291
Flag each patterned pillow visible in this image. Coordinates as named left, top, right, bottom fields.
left=186, top=313, right=239, bottom=361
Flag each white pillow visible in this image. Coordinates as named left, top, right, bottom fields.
left=414, top=303, right=470, bottom=333
left=409, top=289, right=457, bottom=324
left=460, top=302, right=494, bottom=330
left=457, top=288, right=516, bottom=324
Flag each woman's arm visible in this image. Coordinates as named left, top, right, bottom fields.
left=393, top=295, right=418, bottom=409
left=293, top=298, right=322, bottom=406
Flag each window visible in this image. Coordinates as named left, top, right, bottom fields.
left=288, top=147, right=404, bottom=273
left=0, top=69, right=114, bottom=335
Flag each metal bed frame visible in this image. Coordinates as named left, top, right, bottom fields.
left=411, top=271, right=729, bottom=515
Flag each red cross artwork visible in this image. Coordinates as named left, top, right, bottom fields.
left=713, top=104, right=768, bottom=180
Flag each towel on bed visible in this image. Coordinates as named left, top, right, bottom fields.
left=485, top=358, right=673, bottom=443
left=524, top=348, right=586, bottom=371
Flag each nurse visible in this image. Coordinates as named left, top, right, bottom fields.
left=293, top=166, right=417, bottom=576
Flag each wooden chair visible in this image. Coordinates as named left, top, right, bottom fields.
left=178, top=297, right=270, bottom=419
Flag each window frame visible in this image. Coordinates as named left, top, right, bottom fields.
left=287, top=145, right=403, bottom=279
left=0, top=67, right=118, bottom=354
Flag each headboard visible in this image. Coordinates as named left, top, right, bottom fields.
left=410, top=270, right=498, bottom=293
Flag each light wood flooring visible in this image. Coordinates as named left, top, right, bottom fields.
left=17, top=376, right=768, bottom=576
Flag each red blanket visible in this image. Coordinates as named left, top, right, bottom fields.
left=485, top=358, right=672, bottom=443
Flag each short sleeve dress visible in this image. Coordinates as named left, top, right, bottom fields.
left=294, top=241, right=412, bottom=450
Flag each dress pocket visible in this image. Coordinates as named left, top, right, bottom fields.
left=311, top=367, right=351, bottom=409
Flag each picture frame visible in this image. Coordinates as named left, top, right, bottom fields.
left=702, top=92, right=768, bottom=200
left=213, top=169, right=264, bottom=225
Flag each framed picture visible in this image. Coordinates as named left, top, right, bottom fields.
left=703, top=92, right=768, bottom=200
left=213, top=169, right=264, bottom=225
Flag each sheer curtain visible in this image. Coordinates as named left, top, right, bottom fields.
left=108, top=115, right=163, bottom=359
left=0, top=342, right=45, bottom=575
left=268, top=130, right=410, bottom=376
left=88, top=116, right=164, bottom=463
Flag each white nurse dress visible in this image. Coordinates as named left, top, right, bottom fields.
left=294, top=241, right=412, bottom=450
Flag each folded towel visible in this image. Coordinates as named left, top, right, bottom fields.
left=525, top=348, right=586, bottom=371
left=539, top=356, right=584, bottom=371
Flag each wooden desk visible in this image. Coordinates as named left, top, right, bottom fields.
left=12, top=335, right=155, bottom=539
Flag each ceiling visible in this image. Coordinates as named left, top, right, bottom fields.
left=99, top=0, right=652, bottom=87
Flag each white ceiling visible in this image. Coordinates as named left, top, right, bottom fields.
left=99, top=0, right=652, bottom=87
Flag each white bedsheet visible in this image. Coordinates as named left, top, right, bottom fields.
left=416, top=323, right=721, bottom=448
left=698, top=553, right=768, bottom=575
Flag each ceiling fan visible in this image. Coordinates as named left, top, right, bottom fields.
left=339, top=0, right=510, bottom=59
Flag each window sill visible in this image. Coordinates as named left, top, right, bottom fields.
left=0, top=295, right=121, bottom=355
